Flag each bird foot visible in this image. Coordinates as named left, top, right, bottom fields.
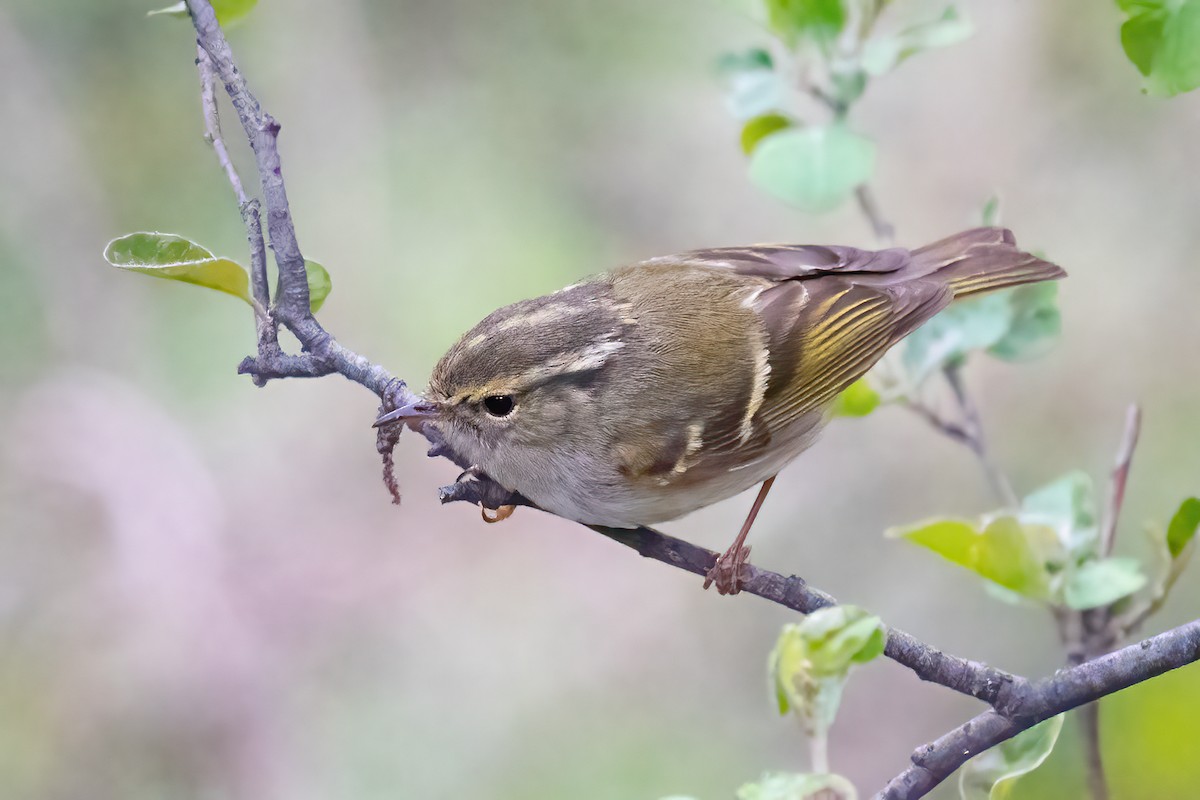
left=703, top=543, right=752, bottom=595
left=481, top=505, right=516, bottom=524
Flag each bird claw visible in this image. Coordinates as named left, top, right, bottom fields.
left=703, top=543, right=752, bottom=595
left=481, top=505, right=516, bottom=524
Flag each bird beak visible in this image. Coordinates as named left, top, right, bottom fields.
left=372, top=399, right=439, bottom=428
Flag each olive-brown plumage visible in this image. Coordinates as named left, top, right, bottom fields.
left=395, top=227, right=1064, bottom=588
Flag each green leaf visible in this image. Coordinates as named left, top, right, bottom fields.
left=765, top=0, right=846, bottom=49
left=830, top=378, right=880, bottom=417
left=958, top=715, right=1064, bottom=799
left=148, top=0, right=259, bottom=24
left=1063, top=557, right=1147, bottom=610
left=830, top=68, right=867, bottom=106
left=980, top=194, right=1002, bottom=227
left=988, top=282, right=1061, bottom=362
left=742, top=113, right=795, bottom=155
left=147, top=1, right=187, bottom=17
left=1021, top=470, right=1099, bottom=557
left=718, top=48, right=782, bottom=123
left=901, top=293, right=1013, bottom=382
left=104, top=232, right=252, bottom=305
left=1117, top=0, right=1200, bottom=96
left=717, top=48, right=774, bottom=75
left=737, top=772, right=858, bottom=800
left=860, top=6, right=974, bottom=76
left=889, top=516, right=1059, bottom=600
left=1166, top=497, right=1200, bottom=559
left=1121, top=9, right=1167, bottom=75
left=725, top=68, right=787, bottom=121
left=800, top=606, right=887, bottom=675
left=305, top=259, right=332, bottom=312
left=748, top=125, right=875, bottom=213
left=769, top=607, right=884, bottom=736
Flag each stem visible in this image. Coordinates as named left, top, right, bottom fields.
left=1079, top=702, right=1109, bottom=800
left=809, top=730, right=831, bottom=774
left=854, top=184, right=895, bottom=246
left=944, top=361, right=1019, bottom=507
left=1100, top=404, right=1142, bottom=557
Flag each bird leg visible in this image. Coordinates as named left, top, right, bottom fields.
left=703, top=476, right=776, bottom=595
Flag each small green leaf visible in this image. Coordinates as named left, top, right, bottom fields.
left=988, top=282, right=1061, bottom=362
left=1121, top=9, right=1167, bottom=75
left=305, top=259, right=332, bottom=312
left=737, top=772, right=858, bottom=800
left=148, top=0, right=259, bottom=24
left=764, top=0, right=846, bottom=49
left=1063, top=557, right=1147, bottom=610
left=717, top=48, right=774, bottom=75
left=742, top=113, right=795, bottom=155
left=831, top=378, right=880, bottom=418
left=800, top=606, right=886, bottom=675
left=748, top=125, right=875, bottom=213
left=1166, top=497, right=1200, bottom=559
left=860, top=6, right=973, bottom=76
left=1021, top=470, right=1099, bottom=557
left=958, top=714, right=1064, bottom=799
left=769, top=607, right=883, bottom=737
left=830, top=68, right=867, bottom=106
left=902, top=293, right=1013, bottom=383
left=980, top=194, right=1002, bottom=227
left=104, top=232, right=252, bottom=305
left=146, top=1, right=187, bottom=17
left=890, top=516, right=1059, bottom=600
left=1117, top=0, right=1200, bottom=96
left=718, top=49, right=781, bottom=124
left=725, top=68, right=787, bottom=121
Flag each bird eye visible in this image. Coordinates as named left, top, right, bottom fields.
left=482, top=395, right=515, bottom=417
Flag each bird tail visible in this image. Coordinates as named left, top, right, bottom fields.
left=912, top=227, right=1066, bottom=298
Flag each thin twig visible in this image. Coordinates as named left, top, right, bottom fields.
left=1100, top=404, right=1142, bottom=557
left=197, top=42, right=278, bottom=377
left=854, top=184, right=895, bottom=245
left=900, top=398, right=973, bottom=446
left=944, top=362, right=1019, bottom=507
left=197, top=44, right=247, bottom=207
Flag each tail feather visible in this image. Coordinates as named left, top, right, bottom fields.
left=912, top=227, right=1066, bottom=298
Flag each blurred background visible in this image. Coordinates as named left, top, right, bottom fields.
left=1, top=1, right=1198, bottom=798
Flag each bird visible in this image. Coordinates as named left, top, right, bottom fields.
left=375, top=227, right=1065, bottom=593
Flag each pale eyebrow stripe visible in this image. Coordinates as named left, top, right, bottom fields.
left=493, top=302, right=589, bottom=333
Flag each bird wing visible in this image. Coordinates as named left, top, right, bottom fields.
left=643, top=243, right=912, bottom=281
left=632, top=246, right=953, bottom=471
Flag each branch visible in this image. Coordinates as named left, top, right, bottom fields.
left=443, top=474, right=1028, bottom=709
left=178, top=10, right=1200, bottom=799
left=185, top=0, right=409, bottom=408
left=197, top=44, right=277, bottom=374
left=876, top=619, right=1200, bottom=799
